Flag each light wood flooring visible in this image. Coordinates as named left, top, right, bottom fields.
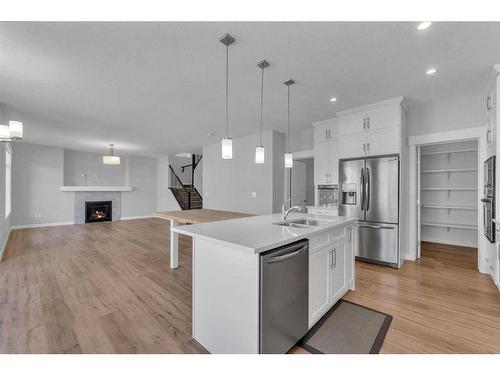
left=1, top=219, right=500, bottom=353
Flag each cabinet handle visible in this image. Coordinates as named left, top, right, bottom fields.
left=363, top=143, right=366, bottom=152
left=487, top=96, right=492, bottom=111
left=362, top=118, right=366, bottom=130
left=367, top=143, right=370, bottom=152
left=329, top=249, right=333, bottom=269
left=367, top=117, right=370, bottom=129
left=333, top=249, right=337, bottom=268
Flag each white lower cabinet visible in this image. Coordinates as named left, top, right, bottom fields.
left=309, top=245, right=332, bottom=325
left=308, top=226, right=354, bottom=328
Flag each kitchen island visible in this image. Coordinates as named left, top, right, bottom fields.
left=173, top=212, right=357, bottom=354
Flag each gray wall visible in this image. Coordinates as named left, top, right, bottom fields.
left=272, top=131, right=286, bottom=213
left=12, top=142, right=73, bottom=226
left=203, top=130, right=284, bottom=215
left=121, top=155, right=157, bottom=218
left=0, top=143, right=11, bottom=257
left=407, top=91, right=485, bottom=136
left=11, top=142, right=158, bottom=225
left=304, top=158, right=315, bottom=206
left=63, top=149, right=128, bottom=186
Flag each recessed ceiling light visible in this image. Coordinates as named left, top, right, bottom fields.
left=417, top=21, right=432, bottom=31
left=330, top=97, right=337, bottom=102
left=426, top=68, right=438, bottom=76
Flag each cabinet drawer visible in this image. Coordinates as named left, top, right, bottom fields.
left=309, top=227, right=345, bottom=252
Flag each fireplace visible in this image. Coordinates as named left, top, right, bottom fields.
left=85, top=201, right=112, bottom=223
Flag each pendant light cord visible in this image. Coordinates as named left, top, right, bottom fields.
left=287, top=84, right=290, bottom=152
left=225, top=43, right=229, bottom=139
left=259, top=66, right=264, bottom=146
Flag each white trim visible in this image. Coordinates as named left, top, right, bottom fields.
left=0, top=228, right=12, bottom=261
left=60, top=186, right=132, bottom=192
left=10, top=221, right=74, bottom=230
left=336, top=96, right=405, bottom=116
left=408, top=126, right=486, bottom=273
left=292, top=149, right=314, bottom=160
left=120, top=215, right=154, bottom=220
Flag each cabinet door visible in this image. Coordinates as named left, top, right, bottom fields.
left=328, top=140, right=340, bottom=184
left=365, top=105, right=400, bottom=131
left=314, top=123, right=331, bottom=143
left=330, top=241, right=346, bottom=304
left=340, top=132, right=366, bottom=159
left=314, top=141, right=330, bottom=185
left=366, top=127, right=400, bottom=156
left=309, top=245, right=332, bottom=327
left=339, top=113, right=366, bottom=136
left=345, top=226, right=354, bottom=287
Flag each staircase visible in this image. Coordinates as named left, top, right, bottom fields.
left=169, top=159, right=203, bottom=210
left=169, top=185, right=203, bottom=210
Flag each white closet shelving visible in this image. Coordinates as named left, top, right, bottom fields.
left=420, top=140, right=479, bottom=247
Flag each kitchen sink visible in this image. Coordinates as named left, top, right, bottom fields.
left=274, top=218, right=330, bottom=228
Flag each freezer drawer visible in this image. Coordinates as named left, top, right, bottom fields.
left=356, top=222, right=399, bottom=267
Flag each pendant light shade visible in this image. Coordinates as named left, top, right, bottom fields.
left=0, top=125, right=10, bottom=141
left=221, top=137, right=233, bottom=159
left=0, top=120, right=24, bottom=142
left=255, top=59, right=269, bottom=164
left=8, top=121, right=23, bottom=139
left=255, top=146, right=265, bottom=164
left=284, top=79, right=295, bottom=169
left=284, top=152, right=293, bottom=168
left=220, top=34, right=235, bottom=160
left=103, top=144, right=121, bottom=165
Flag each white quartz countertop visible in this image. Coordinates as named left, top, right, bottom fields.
left=172, top=213, right=357, bottom=254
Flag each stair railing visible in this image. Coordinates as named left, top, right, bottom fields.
left=169, top=165, right=191, bottom=209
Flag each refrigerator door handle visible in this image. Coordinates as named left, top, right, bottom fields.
left=366, top=167, right=371, bottom=212
left=360, top=167, right=365, bottom=211
left=355, top=223, right=395, bottom=230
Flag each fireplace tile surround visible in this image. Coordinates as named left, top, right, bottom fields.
left=74, top=192, right=121, bottom=224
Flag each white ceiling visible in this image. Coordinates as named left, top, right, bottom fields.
left=0, top=22, right=499, bottom=157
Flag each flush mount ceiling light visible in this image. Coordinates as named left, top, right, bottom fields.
left=220, top=33, right=235, bottom=160
left=284, top=79, right=295, bottom=169
left=255, top=59, right=270, bottom=164
left=0, top=120, right=23, bottom=142
left=426, top=67, right=438, bottom=76
left=330, top=97, right=337, bottom=103
left=417, top=21, right=432, bottom=31
left=103, top=144, right=120, bottom=165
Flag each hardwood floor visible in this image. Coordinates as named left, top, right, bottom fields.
left=1, top=220, right=500, bottom=354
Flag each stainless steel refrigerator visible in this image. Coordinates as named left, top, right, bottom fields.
left=339, top=155, right=399, bottom=267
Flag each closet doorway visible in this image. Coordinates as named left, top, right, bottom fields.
left=417, top=140, right=479, bottom=260
left=408, top=127, right=487, bottom=273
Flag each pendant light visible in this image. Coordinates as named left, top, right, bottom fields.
left=103, top=144, right=121, bottom=165
left=0, top=120, right=23, bottom=142
left=255, top=59, right=269, bottom=164
left=284, top=79, right=295, bottom=168
left=220, top=34, right=235, bottom=159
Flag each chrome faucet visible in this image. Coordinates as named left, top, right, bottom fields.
left=281, top=198, right=305, bottom=221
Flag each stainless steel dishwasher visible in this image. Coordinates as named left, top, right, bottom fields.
left=259, top=239, right=309, bottom=354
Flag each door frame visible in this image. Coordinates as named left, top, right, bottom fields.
left=408, top=127, right=487, bottom=273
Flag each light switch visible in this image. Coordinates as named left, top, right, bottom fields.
left=251, top=192, right=257, bottom=198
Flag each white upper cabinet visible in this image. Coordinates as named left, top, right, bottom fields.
left=314, top=119, right=338, bottom=143
left=314, top=140, right=340, bottom=185
left=486, top=70, right=498, bottom=157
left=337, top=97, right=405, bottom=159
left=339, top=113, right=366, bottom=135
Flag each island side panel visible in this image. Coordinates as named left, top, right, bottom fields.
left=192, top=237, right=260, bottom=354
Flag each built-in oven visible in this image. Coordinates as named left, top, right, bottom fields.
left=482, top=156, right=496, bottom=243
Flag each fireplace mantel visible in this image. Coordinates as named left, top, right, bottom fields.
left=60, top=186, right=132, bottom=192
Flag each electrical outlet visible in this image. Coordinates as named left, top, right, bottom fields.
left=251, top=192, right=257, bottom=198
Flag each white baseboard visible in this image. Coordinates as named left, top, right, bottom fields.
left=120, top=215, right=154, bottom=221
left=0, top=228, right=12, bottom=261
left=10, top=221, right=75, bottom=230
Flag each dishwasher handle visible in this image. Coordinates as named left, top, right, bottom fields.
left=264, top=247, right=306, bottom=264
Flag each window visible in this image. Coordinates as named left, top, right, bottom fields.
left=5, top=145, right=11, bottom=219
